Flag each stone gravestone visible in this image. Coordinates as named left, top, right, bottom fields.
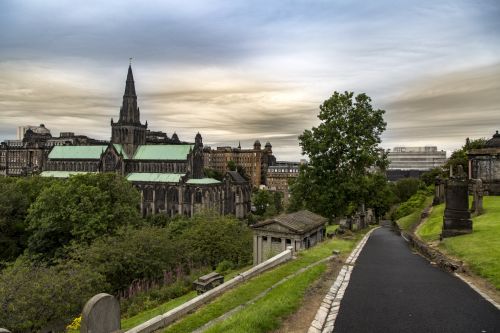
left=470, top=178, right=484, bottom=216
left=441, top=166, right=473, bottom=238
left=433, top=176, right=445, bottom=205
left=81, top=293, right=120, bottom=333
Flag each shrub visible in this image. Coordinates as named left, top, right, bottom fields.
left=0, top=257, right=106, bottom=332
left=391, top=190, right=429, bottom=221
left=216, top=260, right=234, bottom=274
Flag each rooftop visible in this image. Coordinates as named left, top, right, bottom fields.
left=253, top=210, right=327, bottom=234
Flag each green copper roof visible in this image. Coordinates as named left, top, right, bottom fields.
left=187, top=178, right=221, bottom=185
left=126, top=173, right=184, bottom=183
left=40, top=171, right=95, bottom=178
left=133, top=145, right=193, bottom=161
left=113, top=144, right=129, bottom=159
left=48, top=146, right=108, bottom=159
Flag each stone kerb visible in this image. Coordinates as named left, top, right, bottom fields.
left=81, top=293, right=120, bottom=333
left=125, top=247, right=293, bottom=333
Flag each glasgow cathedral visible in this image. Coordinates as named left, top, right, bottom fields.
left=0, top=65, right=251, bottom=218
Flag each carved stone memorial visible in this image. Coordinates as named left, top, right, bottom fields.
left=442, top=166, right=472, bottom=238
left=81, top=293, right=120, bottom=333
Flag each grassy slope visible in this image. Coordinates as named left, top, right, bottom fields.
left=161, top=234, right=364, bottom=333
left=417, top=203, right=445, bottom=242
left=417, top=196, right=500, bottom=289
left=396, top=196, right=433, bottom=231
left=205, top=265, right=326, bottom=333
left=121, top=291, right=197, bottom=329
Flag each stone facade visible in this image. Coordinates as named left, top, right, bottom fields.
left=203, top=141, right=276, bottom=188
left=0, top=128, right=105, bottom=176
left=39, top=65, right=251, bottom=219
left=252, top=210, right=327, bottom=264
left=468, top=131, right=500, bottom=195
left=266, top=161, right=302, bottom=204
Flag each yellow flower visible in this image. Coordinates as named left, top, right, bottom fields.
left=66, top=315, right=82, bottom=330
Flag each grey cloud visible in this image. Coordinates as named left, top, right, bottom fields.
left=382, top=62, right=500, bottom=151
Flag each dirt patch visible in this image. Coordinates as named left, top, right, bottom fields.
left=272, top=256, right=345, bottom=333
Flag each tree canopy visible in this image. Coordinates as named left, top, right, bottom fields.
left=289, top=91, right=387, bottom=218
left=26, top=173, right=142, bottom=260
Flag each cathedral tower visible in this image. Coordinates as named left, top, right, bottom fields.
left=111, top=64, right=147, bottom=157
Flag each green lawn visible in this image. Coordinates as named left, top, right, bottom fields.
left=204, top=265, right=326, bottom=333
left=416, top=203, right=445, bottom=242
left=161, top=233, right=365, bottom=333
left=417, top=196, right=500, bottom=289
left=326, top=224, right=339, bottom=234
left=396, top=196, right=433, bottom=231
left=121, top=291, right=198, bottom=329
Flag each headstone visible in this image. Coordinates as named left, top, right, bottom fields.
left=470, top=178, right=484, bottom=216
left=81, top=293, right=120, bottom=333
left=442, top=166, right=472, bottom=238
left=433, top=176, right=445, bottom=205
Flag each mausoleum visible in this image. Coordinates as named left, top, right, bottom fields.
left=252, top=210, right=327, bottom=264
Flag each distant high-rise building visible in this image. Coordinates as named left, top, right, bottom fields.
left=387, top=146, right=447, bottom=181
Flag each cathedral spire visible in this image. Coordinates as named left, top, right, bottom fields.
left=119, top=64, right=140, bottom=124
left=111, top=63, right=147, bottom=158
left=124, top=64, right=136, bottom=97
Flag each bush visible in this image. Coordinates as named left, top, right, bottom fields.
left=0, top=257, right=106, bottom=332
left=392, top=178, right=425, bottom=203
left=216, top=260, right=235, bottom=274
left=121, top=279, right=192, bottom=318
left=391, top=190, right=429, bottom=221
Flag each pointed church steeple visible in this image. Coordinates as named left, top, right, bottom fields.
left=124, top=65, right=136, bottom=96
left=111, top=63, right=147, bottom=157
left=119, top=65, right=140, bottom=124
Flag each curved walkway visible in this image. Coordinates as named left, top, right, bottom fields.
left=313, top=226, right=500, bottom=332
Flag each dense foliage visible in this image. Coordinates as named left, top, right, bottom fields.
left=444, top=138, right=486, bottom=175
left=26, top=173, right=142, bottom=260
left=0, top=177, right=59, bottom=264
left=391, top=187, right=433, bottom=221
left=391, top=178, right=425, bottom=203
left=0, top=174, right=253, bottom=332
left=289, top=91, right=388, bottom=219
left=251, top=189, right=283, bottom=218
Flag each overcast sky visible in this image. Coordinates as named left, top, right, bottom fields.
left=1, top=0, right=499, bottom=160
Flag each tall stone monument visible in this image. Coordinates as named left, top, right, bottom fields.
left=441, top=166, right=473, bottom=238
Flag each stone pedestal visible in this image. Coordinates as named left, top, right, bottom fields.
left=442, top=175, right=472, bottom=238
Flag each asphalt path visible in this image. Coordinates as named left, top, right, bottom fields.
left=333, top=227, right=500, bottom=333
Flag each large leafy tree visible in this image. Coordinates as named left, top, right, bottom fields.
left=0, top=177, right=58, bottom=264
left=290, top=91, right=387, bottom=219
left=26, top=173, right=142, bottom=260
left=444, top=137, right=486, bottom=175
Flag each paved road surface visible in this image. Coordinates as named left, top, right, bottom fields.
left=333, top=227, right=500, bottom=333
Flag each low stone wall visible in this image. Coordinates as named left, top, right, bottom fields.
left=402, top=231, right=464, bottom=273
left=125, top=247, right=293, bottom=333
